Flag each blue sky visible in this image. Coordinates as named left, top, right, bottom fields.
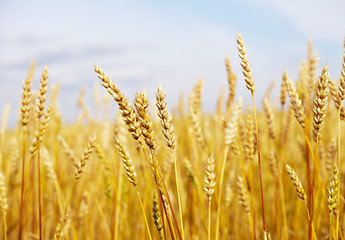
left=0, top=0, right=344, bottom=124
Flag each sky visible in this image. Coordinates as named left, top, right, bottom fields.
left=0, top=0, right=344, bottom=124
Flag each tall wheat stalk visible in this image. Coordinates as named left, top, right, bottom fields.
left=18, top=61, right=34, bottom=240
left=336, top=40, right=345, bottom=240
left=237, top=32, right=267, bottom=235
left=36, top=66, right=48, bottom=240
left=310, top=65, right=329, bottom=239
left=156, top=86, right=184, bottom=239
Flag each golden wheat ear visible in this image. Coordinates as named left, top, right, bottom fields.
left=156, top=86, right=176, bottom=150
left=312, top=65, right=330, bottom=141
left=286, top=164, right=307, bottom=205
left=286, top=72, right=306, bottom=128
left=94, top=64, right=142, bottom=141
left=236, top=32, right=255, bottom=93
left=204, top=155, right=216, bottom=199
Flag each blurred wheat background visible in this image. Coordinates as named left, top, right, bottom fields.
left=0, top=1, right=345, bottom=239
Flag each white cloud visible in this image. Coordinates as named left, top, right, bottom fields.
left=247, top=0, right=345, bottom=42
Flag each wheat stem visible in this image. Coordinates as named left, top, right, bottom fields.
left=136, top=190, right=153, bottom=240
left=215, top=146, right=229, bottom=240
left=208, top=199, right=211, bottom=240
left=173, top=151, right=184, bottom=240
left=18, top=130, right=26, bottom=240
left=37, top=118, right=42, bottom=240
left=114, top=164, right=123, bottom=240
left=336, top=106, right=341, bottom=240
left=252, top=92, right=266, bottom=231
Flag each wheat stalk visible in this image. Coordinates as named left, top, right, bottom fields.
left=36, top=65, right=48, bottom=240
left=19, top=61, right=35, bottom=240
left=156, top=86, right=184, bottom=238
left=237, top=32, right=267, bottom=236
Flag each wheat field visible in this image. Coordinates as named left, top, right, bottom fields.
left=0, top=33, right=345, bottom=240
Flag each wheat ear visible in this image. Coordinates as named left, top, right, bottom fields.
left=236, top=32, right=255, bottom=93
left=263, top=97, right=276, bottom=140
left=152, top=194, right=164, bottom=239
left=134, top=89, right=156, bottom=150
left=286, top=72, right=306, bottom=128
left=280, top=71, right=288, bottom=107
left=225, top=56, right=237, bottom=108
left=94, top=64, right=141, bottom=141
left=156, top=86, right=176, bottom=150
left=114, top=136, right=137, bottom=186
left=75, top=137, right=96, bottom=180
left=286, top=164, right=307, bottom=205
left=205, top=155, right=216, bottom=240
left=328, top=165, right=339, bottom=215
left=237, top=176, right=251, bottom=216
left=312, top=65, right=330, bottom=141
